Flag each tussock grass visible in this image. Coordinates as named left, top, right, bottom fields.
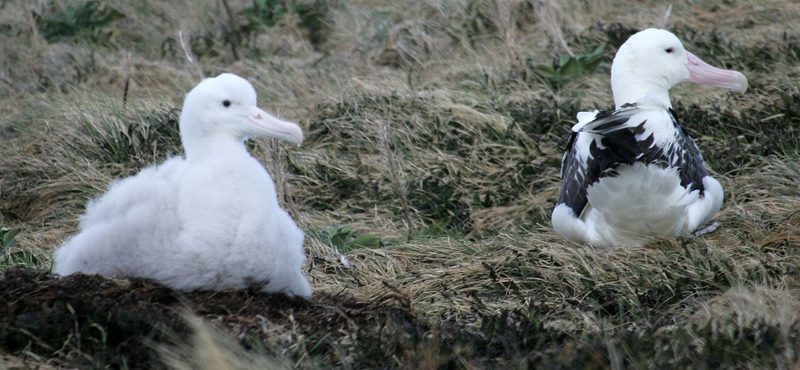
left=1, top=96, right=180, bottom=226
left=2, top=0, right=800, bottom=368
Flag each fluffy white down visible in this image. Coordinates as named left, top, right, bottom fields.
left=54, top=73, right=312, bottom=297
left=553, top=162, right=708, bottom=248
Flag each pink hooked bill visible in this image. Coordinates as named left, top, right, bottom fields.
left=685, top=51, right=748, bottom=93
left=247, top=106, right=304, bottom=146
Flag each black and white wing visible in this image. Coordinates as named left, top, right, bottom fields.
left=556, top=102, right=709, bottom=218
left=661, top=113, right=709, bottom=193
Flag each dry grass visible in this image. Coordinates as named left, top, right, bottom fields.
left=159, top=312, right=293, bottom=370
left=2, top=0, right=800, bottom=368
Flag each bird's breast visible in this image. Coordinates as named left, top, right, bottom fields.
left=177, top=156, right=280, bottom=225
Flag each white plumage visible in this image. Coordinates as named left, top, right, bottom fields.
left=552, top=29, right=747, bottom=248
left=54, top=73, right=313, bottom=297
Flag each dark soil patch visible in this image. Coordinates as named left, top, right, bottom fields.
left=0, top=268, right=423, bottom=369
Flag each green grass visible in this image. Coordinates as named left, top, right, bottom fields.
left=2, top=0, right=800, bottom=369
left=32, top=1, right=125, bottom=45
left=307, top=225, right=384, bottom=253
left=0, top=227, right=46, bottom=270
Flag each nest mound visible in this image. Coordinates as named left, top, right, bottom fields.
left=0, top=268, right=420, bottom=369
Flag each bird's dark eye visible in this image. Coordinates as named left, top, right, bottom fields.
left=665, top=47, right=674, bottom=54
left=222, top=100, right=231, bottom=107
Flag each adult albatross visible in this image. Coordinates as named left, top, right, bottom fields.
left=54, top=73, right=313, bottom=297
left=551, top=28, right=748, bottom=248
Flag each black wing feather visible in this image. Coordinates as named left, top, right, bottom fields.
left=668, top=109, right=708, bottom=192
left=557, top=131, right=593, bottom=217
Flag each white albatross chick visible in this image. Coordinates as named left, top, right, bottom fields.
left=551, top=29, right=748, bottom=248
left=53, top=73, right=312, bottom=297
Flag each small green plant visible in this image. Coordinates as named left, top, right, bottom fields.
left=1, top=227, right=21, bottom=251
left=307, top=226, right=384, bottom=254
left=182, top=0, right=331, bottom=60
left=0, top=227, right=43, bottom=268
left=531, top=45, right=606, bottom=88
left=32, top=1, right=125, bottom=45
left=239, top=0, right=327, bottom=44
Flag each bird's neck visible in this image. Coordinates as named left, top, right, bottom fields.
left=610, top=64, right=673, bottom=109
left=182, top=134, right=250, bottom=162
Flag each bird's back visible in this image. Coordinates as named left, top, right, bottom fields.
left=54, top=157, right=186, bottom=276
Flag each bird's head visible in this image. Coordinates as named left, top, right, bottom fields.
left=179, top=73, right=303, bottom=156
left=610, top=28, right=748, bottom=108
